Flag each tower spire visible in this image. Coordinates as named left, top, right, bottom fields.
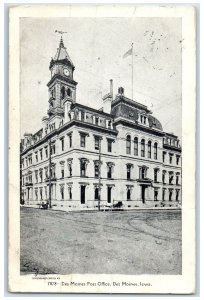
left=59, top=36, right=64, bottom=48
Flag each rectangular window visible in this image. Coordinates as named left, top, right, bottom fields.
left=68, top=163, right=72, bottom=177
left=94, top=188, right=99, bottom=200
left=107, top=166, right=112, bottom=179
left=169, top=189, right=173, bottom=201
left=44, top=187, right=47, bottom=199
left=60, top=185, right=64, bottom=200
left=94, top=164, right=99, bottom=178
left=169, top=173, right=174, bottom=185
left=176, top=173, right=180, bottom=185
left=51, top=142, right=56, bottom=155
left=169, top=154, right=173, bottom=164
left=140, top=167, right=147, bottom=179
left=68, top=133, right=72, bottom=148
left=35, top=189, right=38, bottom=200
left=35, top=152, right=38, bottom=163
left=148, top=142, right=151, bottom=158
left=45, top=146, right=48, bottom=158
left=141, top=140, right=145, bottom=157
left=40, top=149, right=43, bottom=160
left=162, top=188, right=166, bottom=201
left=107, top=166, right=112, bottom=178
left=80, top=161, right=86, bottom=177
left=176, top=155, right=180, bottom=165
left=45, top=167, right=48, bottom=179
left=40, top=188, right=43, bottom=200
left=35, top=170, right=38, bottom=183
left=80, top=134, right=86, bottom=147
left=127, top=165, right=131, bottom=180
left=51, top=165, right=56, bottom=179
left=95, top=137, right=100, bottom=150
left=154, top=143, right=158, bottom=160
left=163, top=152, right=166, bottom=163
left=176, top=190, right=180, bottom=201
left=61, top=137, right=64, bottom=151
left=126, top=136, right=131, bottom=155
left=39, top=170, right=43, bottom=183
left=162, top=170, right=166, bottom=184
left=134, top=138, right=138, bottom=156
left=68, top=186, right=72, bottom=200
left=107, top=139, right=112, bottom=153
left=127, top=189, right=131, bottom=201
left=107, top=186, right=112, bottom=203
left=154, top=169, right=158, bottom=182
left=61, top=167, right=64, bottom=178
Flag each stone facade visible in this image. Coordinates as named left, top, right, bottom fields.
left=20, top=38, right=182, bottom=211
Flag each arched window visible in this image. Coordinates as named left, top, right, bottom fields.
left=134, top=137, right=138, bottom=156
left=141, top=139, right=145, bottom=157
left=154, top=142, right=158, bottom=160
left=148, top=141, right=152, bottom=158
left=126, top=135, right=131, bottom=154
left=67, top=88, right=72, bottom=97
left=61, top=86, right=65, bottom=99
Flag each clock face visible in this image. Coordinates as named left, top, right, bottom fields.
left=63, top=68, right=70, bottom=76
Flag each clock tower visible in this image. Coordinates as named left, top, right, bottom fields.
left=47, top=37, right=77, bottom=117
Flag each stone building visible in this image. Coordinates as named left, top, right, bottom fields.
left=20, top=37, right=182, bottom=210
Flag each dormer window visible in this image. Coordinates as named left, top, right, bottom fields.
left=81, top=111, right=85, bottom=122
left=140, top=115, right=143, bottom=123
left=95, top=117, right=99, bottom=126
left=144, top=116, right=146, bottom=124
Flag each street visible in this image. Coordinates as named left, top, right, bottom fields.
left=20, top=207, right=182, bottom=275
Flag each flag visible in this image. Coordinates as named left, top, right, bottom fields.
left=123, top=47, right=133, bottom=59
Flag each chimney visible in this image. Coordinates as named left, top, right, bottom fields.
left=118, top=87, right=124, bottom=95
left=102, top=79, right=113, bottom=114
left=110, top=79, right=113, bottom=99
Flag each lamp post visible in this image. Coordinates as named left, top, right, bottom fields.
left=48, top=138, right=52, bottom=209
left=98, top=139, right=102, bottom=211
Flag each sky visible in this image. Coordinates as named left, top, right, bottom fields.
left=20, top=17, right=182, bottom=139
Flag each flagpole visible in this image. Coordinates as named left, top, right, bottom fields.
left=131, top=43, right=134, bottom=100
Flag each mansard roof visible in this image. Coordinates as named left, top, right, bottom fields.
left=111, top=94, right=163, bottom=131
left=111, top=94, right=151, bottom=113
